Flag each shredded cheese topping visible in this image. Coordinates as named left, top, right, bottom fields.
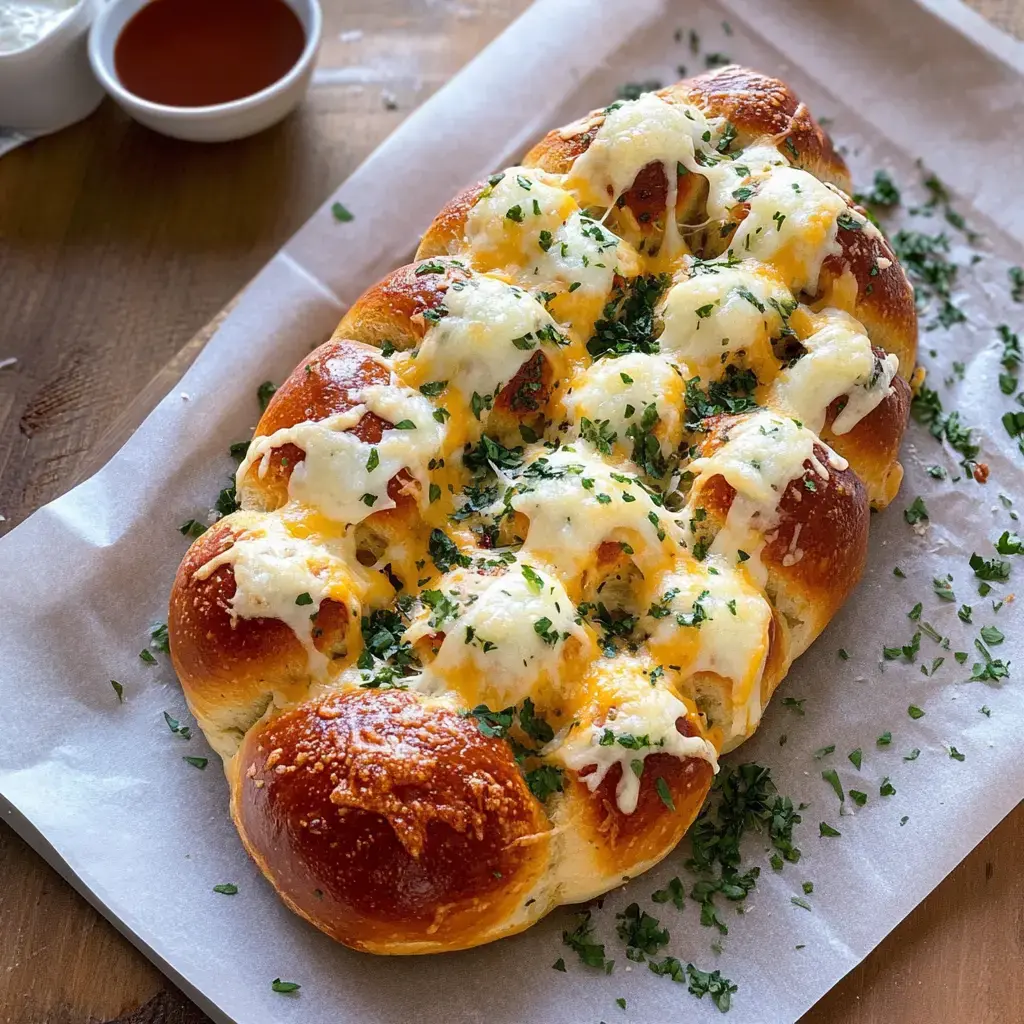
left=212, top=85, right=905, bottom=812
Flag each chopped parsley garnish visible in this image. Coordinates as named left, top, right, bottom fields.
left=911, top=385, right=979, bottom=476
left=179, top=519, right=206, bottom=539
left=580, top=416, right=619, bottom=455
left=686, top=763, right=801, bottom=937
left=995, top=531, right=1023, bottom=555
left=616, top=902, right=669, bottom=961
left=428, top=528, right=471, bottom=573
left=521, top=564, right=545, bottom=593
left=1010, top=266, right=1024, bottom=302
left=980, top=625, right=1004, bottom=645
left=616, top=79, right=662, bottom=101
left=684, top=367, right=759, bottom=429
left=562, top=911, right=611, bottom=970
left=214, top=482, right=240, bottom=518
left=647, top=959, right=737, bottom=1012
left=997, top=324, right=1020, bottom=394
left=651, top=876, right=686, bottom=909
left=970, top=552, right=1010, bottom=582
left=821, top=768, right=843, bottom=806
left=149, top=622, right=170, bottom=654
left=854, top=169, right=901, bottom=209
left=466, top=704, right=514, bottom=739
left=518, top=697, right=554, bottom=744
left=256, top=380, right=277, bottom=412
left=525, top=764, right=563, bottom=801
left=414, top=261, right=446, bottom=276
left=462, top=433, right=523, bottom=473
left=655, top=776, right=675, bottom=811
left=891, top=229, right=962, bottom=329
left=626, top=402, right=671, bottom=478
left=357, top=606, right=419, bottom=688
left=587, top=275, right=669, bottom=359
left=904, top=497, right=929, bottom=525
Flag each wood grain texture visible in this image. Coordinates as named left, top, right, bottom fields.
left=0, top=1, right=1020, bottom=1022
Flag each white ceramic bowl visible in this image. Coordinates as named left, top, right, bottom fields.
left=0, top=0, right=105, bottom=134
left=88, top=0, right=322, bottom=143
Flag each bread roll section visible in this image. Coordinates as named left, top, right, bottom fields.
left=169, top=65, right=916, bottom=953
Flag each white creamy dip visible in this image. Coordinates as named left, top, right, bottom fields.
left=0, top=0, right=77, bottom=55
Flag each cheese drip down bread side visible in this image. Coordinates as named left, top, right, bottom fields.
left=168, top=66, right=916, bottom=954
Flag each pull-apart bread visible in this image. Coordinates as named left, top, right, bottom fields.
left=169, top=66, right=916, bottom=954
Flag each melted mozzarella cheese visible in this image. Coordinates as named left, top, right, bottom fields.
left=421, top=563, right=589, bottom=708
left=511, top=444, right=680, bottom=578
left=767, top=307, right=899, bottom=434
left=642, top=556, right=772, bottom=744
left=566, top=93, right=714, bottom=206
left=466, top=169, right=621, bottom=295
left=701, top=142, right=790, bottom=222
left=659, top=261, right=794, bottom=372
left=194, top=516, right=358, bottom=677
left=462, top=168, right=629, bottom=332
left=684, top=410, right=848, bottom=586
left=537, top=210, right=621, bottom=297
left=238, top=385, right=443, bottom=526
left=729, top=166, right=849, bottom=295
left=555, top=658, right=718, bottom=814
left=410, top=274, right=563, bottom=402
left=465, top=167, right=575, bottom=257
left=563, top=352, right=685, bottom=455
left=566, top=92, right=728, bottom=259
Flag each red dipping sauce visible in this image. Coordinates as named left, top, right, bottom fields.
left=114, top=0, right=306, bottom=108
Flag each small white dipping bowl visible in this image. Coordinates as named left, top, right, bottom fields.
left=88, top=0, right=321, bottom=143
left=0, top=0, right=104, bottom=134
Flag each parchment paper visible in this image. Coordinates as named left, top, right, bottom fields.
left=3, top=1, right=1024, bottom=1022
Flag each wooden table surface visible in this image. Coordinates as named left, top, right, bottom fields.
left=1, top=2, right=1022, bottom=1022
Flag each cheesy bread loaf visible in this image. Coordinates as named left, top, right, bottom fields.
left=169, top=66, right=916, bottom=954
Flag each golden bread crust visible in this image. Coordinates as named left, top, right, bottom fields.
left=230, top=688, right=552, bottom=953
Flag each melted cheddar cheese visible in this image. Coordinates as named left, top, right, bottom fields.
left=555, top=655, right=718, bottom=814
left=398, top=273, right=564, bottom=403
left=219, top=86, right=905, bottom=813
left=767, top=306, right=898, bottom=434
left=194, top=515, right=362, bottom=678
left=659, top=261, right=794, bottom=378
left=563, top=352, right=685, bottom=457
left=509, top=444, right=681, bottom=579
left=414, top=562, right=591, bottom=710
